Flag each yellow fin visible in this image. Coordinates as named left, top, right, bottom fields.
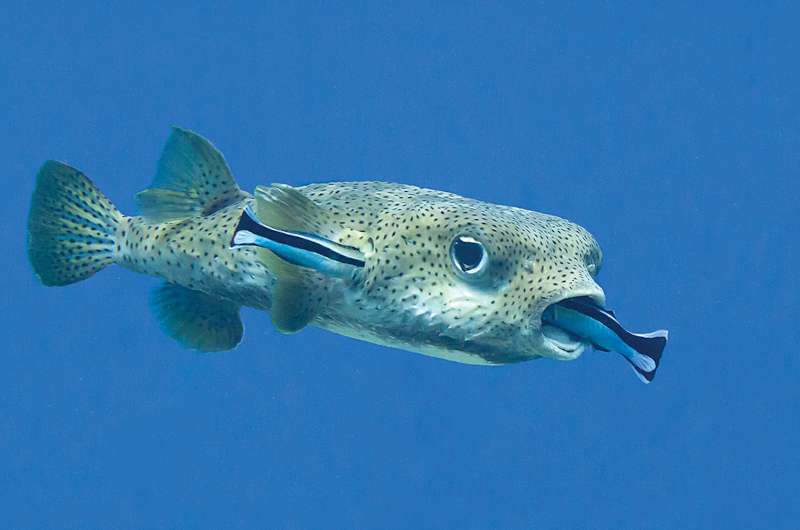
left=257, top=247, right=329, bottom=334
left=134, top=127, right=248, bottom=222
left=255, top=183, right=370, bottom=250
left=27, top=161, right=122, bottom=286
left=149, top=283, right=243, bottom=352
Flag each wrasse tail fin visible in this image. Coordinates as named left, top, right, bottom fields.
left=27, top=161, right=123, bottom=286
left=134, top=127, right=248, bottom=222
left=149, top=282, right=243, bottom=353
left=624, top=330, right=668, bottom=383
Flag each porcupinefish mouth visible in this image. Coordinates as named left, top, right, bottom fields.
left=541, top=323, right=590, bottom=359
left=539, top=291, right=606, bottom=361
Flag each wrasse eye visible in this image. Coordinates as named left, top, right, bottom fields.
left=450, top=235, right=489, bottom=278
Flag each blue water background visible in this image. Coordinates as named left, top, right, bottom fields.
left=2, top=2, right=798, bottom=528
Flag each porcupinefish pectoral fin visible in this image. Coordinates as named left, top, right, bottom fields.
left=149, top=282, right=244, bottom=353
left=255, top=183, right=370, bottom=250
left=229, top=185, right=367, bottom=334
left=542, top=297, right=667, bottom=383
left=254, top=245, right=331, bottom=334
left=134, top=126, right=248, bottom=222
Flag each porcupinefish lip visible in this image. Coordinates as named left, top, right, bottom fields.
left=539, top=289, right=606, bottom=361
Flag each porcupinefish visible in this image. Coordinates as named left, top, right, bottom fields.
left=27, top=127, right=667, bottom=382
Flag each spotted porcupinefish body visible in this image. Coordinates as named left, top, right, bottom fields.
left=28, top=127, right=667, bottom=381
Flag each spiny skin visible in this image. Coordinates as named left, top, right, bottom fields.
left=114, top=180, right=604, bottom=364
left=117, top=196, right=274, bottom=313
left=298, top=182, right=605, bottom=365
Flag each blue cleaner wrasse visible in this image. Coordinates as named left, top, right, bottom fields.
left=542, top=296, right=668, bottom=383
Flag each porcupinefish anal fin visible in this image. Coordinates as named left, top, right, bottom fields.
left=230, top=184, right=367, bottom=334
left=150, top=282, right=244, bottom=353
left=134, top=126, right=248, bottom=223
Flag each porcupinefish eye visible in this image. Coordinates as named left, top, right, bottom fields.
left=450, top=235, right=489, bottom=278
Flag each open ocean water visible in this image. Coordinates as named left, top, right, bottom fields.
left=2, top=2, right=798, bottom=529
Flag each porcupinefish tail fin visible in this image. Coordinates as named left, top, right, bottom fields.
left=27, top=161, right=123, bottom=287
left=149, top=282, right=243, bottom=353
left=625, top=330, right=668, bottom=383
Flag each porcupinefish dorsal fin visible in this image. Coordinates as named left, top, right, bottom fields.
left=229, top=184, right=368, bottom=334
left=149, top=282, right=244, bottom=353
left=134, top=127, right=248, bottom=222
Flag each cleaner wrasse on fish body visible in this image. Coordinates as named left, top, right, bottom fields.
left=27, top=127, right=667, bottom=381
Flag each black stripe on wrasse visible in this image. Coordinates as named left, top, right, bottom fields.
left=231, top=208, right=366, bottom=268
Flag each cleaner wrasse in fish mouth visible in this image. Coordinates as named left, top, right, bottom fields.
left=27, top=127, right=667, bottom=382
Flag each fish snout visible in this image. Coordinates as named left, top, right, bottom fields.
left=535, top=276, right=605, bottom=361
